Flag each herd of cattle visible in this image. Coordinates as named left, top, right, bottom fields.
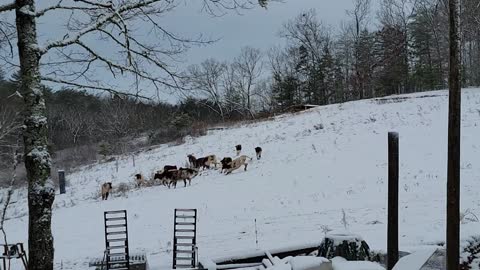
left=101, top=145, right=262, bottom=200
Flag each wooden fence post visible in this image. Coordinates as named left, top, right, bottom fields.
left=447, top=0, right=461, bottom=269
left=58, top=170, right=66, bottom=194
left=387, top=132, right=399, bottom=270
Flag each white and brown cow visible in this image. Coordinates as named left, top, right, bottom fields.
left=224, top=155, right=251, bottom=175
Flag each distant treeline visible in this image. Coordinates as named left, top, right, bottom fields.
left=0, top=72, right=235, bottom=182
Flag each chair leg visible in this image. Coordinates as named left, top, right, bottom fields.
left=21, top=255, right=28, bottom=270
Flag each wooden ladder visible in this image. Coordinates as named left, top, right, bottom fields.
left=104, top=210, right=130, bottom=270
left=172, top=209, right=197, bottom=269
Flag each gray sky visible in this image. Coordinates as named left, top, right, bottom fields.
left=5, top=0, right=377, bottom=103
left=169, top=0, right=356, bottom=64
left=155, top=0, right=367, bottom=102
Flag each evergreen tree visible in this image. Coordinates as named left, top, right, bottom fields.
left=409, top=8, right=445, bottom=91
left=318, top=44, right=337, bottom=104
left=375, top=25, right=409, bottom=96
left=271, top=74, right=300, bottom=110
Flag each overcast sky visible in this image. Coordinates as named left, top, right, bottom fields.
left=153, top=0, right=377, bottom=102
left=169, top=0, right=358, bottom=64
left=28, top=0, right=379, bottom=103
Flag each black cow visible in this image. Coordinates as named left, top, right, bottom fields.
left=235, top=144, right=242, bottom=156
left=220, top=157, right=233, bottom=173
left=255, top=147, right=262, bottom=160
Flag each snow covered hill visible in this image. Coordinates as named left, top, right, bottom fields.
left=2, top=89, right=480, bottom=269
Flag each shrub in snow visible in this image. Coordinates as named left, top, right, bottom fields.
left=320, top=225, right=332, bottom=236
left=98, top=142, right=113, bottom=159
left=171, top=113, right=193, bottom=130
left=461, top=236, right=480, bottom=269
left=460, top=209, right=479, bottom=224
left=341, top=209, right=349, bottom=230
left=115, top=183, right=132, bottom=197
left=317, top=233, right=371, bottom=261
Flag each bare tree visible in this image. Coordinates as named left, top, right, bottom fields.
left=0, top=135, right=21, bottom=247
left=222, top=63, right=244, bottom=117
left=279, top=9, right=334, bottom=104
left=267, top=45, right=303, bottom=108
left=347, top=0, right=371, bottom=99
left=185, top=58, right=227, bottom=119
left=59, top=107, right=94, bottom=145
left=280, top=9, right=328, bottom=63
left=0, top=102, right=20, bottom=149
left=336, top=21, right=355, bottom=101
left=348, top=0, right=371, bottom=39
left=0, top=1, right=273, bottom=269
left=252, top=78, right=273, bottom=113
left=232, top=46, right=264, bottom=118
left=98, top=98, right=136, bottom=140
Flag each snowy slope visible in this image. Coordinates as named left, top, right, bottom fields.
left=2, top=89, right=480, bottom=269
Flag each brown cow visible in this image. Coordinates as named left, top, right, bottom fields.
left=167, top=168, right=198, bottom=188
left=188, top=154, right=218, bottom=170
left=163, top=165, right=177, bottom=172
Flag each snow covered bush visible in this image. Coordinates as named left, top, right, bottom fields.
left=317, top=233, right=371, bottom=261
left=114, top=183, right=132, bottom=197
left=461, top=236, right=480, bottom=269
left=460, top=209, right=479, bottom=224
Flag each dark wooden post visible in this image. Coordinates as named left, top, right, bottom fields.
left=58, top=170, right=66, bottom=194
left=387, top=132, right=399, bottom=270
left=447, top=0, right=461, bottom=269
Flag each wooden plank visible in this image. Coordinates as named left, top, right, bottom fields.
left=106, top=217, right=127, bottom=221
left=106, top=224, right=127, bottom=228
left=387, top=132, right=399, bottom=270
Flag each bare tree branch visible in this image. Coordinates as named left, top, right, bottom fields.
left=0, top=2, right=15, bottom=13
left=0, top=133, right=21, bottom=242
left=35, top=1, right=101, bottom=17
left=39, top=0, right=162, bottom=54
left=41, top=76, right=151, bottom=99
left=184, top=58, right=227, bottom=119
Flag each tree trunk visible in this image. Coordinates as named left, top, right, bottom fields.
left=446, top=0, right=461, bottom=270
left=15, top=0, right=55, bottom=269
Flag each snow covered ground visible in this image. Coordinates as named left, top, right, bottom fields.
left=2, top=89, right=480, bottom=269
